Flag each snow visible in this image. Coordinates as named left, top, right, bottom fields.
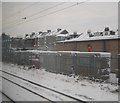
left=1, top=62, right=118, bottom=101
left=27, top=50, right=111, bottom=56
left=35, top=33, right=44, bottom=38
left=109, top=73, right=118, bottom=84
left=22, top=29, right=71, bottom=42
left=59, top=32, right=119, bottom=43
left=55, top=33, right=69, bottom=37
left=0, top=92, right=11, bottom=101
left=3, top=78, right=47, bottom=101
left=27, top=50, right=58, bottom=54
left=45, top=31, right=57, bottom=37
left=3, top=72, right=76, bottom=101
left=24, top=29, right=68, bottom=39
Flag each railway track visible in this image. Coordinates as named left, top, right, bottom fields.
left=0, top=70, right=87, bottom=103
left=1, top=91, right=15, bottom=103
left=1, top=76, right=55, bottom=103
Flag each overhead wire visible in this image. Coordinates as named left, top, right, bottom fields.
left=3, top=2, right=66, bottom=27
left=3, top=0, right=89, bottom=31
left=3, top=2, right=38, bottom=23
left=25, top=2, right=66, bottom=19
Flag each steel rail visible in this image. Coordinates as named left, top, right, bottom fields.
left=1, top=91, right=15, bottom=103
left=0, top=70, right=87, bottom=103
left=0, top=76, right=55, bottom=103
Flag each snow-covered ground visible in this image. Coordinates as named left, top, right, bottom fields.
left=0, top=92, right=12, bottom=102
left=2, top=78, right=48, bottom=101
left=1, top=62, right=119, bottom=101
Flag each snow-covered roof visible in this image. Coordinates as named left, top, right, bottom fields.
left=45, top=31, right=57, bottom=36
left=24, top=33, right=37, bottom=39
left=59, top=32, right=119, bottom=43
left=35, top=33, right=42, bottom=38
left=36, top=29, right=69, bottom=38
left=53, top=29, right=66, bottom=36
left=24, top=29, right=68, bottom=39
left=36, top=33, right=44, bottom=38
left=24, top=34, right=30, bottom=39
left=56, top=34, right=69, bottom=37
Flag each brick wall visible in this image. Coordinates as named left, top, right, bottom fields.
left=55, top=39, right=119, bottom=72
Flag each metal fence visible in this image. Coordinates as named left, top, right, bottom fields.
left=2, top=50, right=112, bottom=80
left=111, top=56, right=119, bottom=78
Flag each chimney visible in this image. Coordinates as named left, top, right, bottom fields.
left=57, top=28, right=61, bottom=32
left=32, top=32, right=35, bottom=35
left=25, top=34, right=28, bottom=37
left=47, top=30, right=51, bottom=33
left=39, top=31, right=42, bottom=34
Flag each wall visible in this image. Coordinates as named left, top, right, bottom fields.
left=55, top=39, right=119, bottom=73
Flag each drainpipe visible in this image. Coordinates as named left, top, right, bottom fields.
left=103, top=40, right=106, bottom=52
left=74, top=41, right=77, bottom=51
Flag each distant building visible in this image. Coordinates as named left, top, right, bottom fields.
left=22, top=29, right=70, bottom=50
left=55, top=28, right=119, bottom=73
left=11, top=37, right=24, bottom=49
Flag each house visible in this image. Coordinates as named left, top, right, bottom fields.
left=55, top=28, right=119, bottom=74
left=33, top=29, right=69, bottom=50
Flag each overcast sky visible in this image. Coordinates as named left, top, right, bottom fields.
left=2, top=1, right=118, bottom=37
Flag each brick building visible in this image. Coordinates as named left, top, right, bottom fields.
left=55, top=32, right=120, bottom=73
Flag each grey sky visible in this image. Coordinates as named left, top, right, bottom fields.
left=2, top=2, right=118, bottom=37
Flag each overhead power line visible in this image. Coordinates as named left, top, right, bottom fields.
left=25, top=2, right=66, bottom=19
left=3, top=2, right=66, bottom=27
left=3, top=0, right=89, bottom=31
left=3, top=2, right=38, bottom=22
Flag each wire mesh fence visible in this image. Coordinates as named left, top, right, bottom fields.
left=2, top=49, right=113, bottom=80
